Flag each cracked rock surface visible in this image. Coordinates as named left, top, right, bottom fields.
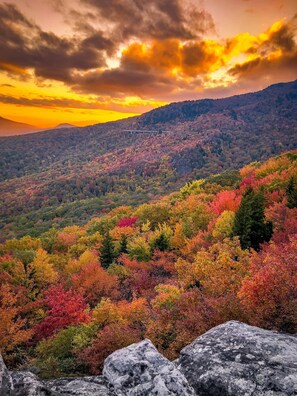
left=103, top=339, right=196, bottom=395
left=46, top=376, right=115, bottom=395
left=1, top=321, right=297, bottom=395
left=177, top=321, right=297, bottom=396
left=0, top=355, right=13, bottom=396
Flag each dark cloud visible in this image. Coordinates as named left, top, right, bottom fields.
left=0, top=1, right=216, bottom=98
left=0, top=93, right=155, bottom=113
left=269, top=24, right=296, bottom=51
left=80, top=0, right=215, bottom=41
left=0, top=2, right=35, bottom=27
left=70, top=16, right=297, bottom=100
left=0, top=1, right=296, bottom=106
left=0, top=3, right=110, bottom=82
left=228, top=18, right=297, bottom=85
left=0, top=94, right=99, bottom=108
left=72, top=68, right=175, bottom=98
left=229, top=50, right=297, bottom=82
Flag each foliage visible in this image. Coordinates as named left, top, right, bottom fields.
left=34, top=285, right=90, bottom=339
left=232, top=188, right=273, bottom=251
left=239, top=236, right=297, bottom=333
left=212, top=211, right=235, bottom=239
left=127, top=236, right=151, bottom=261
left=0, top=151, right=296, bottom=376
left=117, top=217, right=138, bottom=228
left=286, top=177, right=297, bottom=209
left=0, top=284, right=33, bottom=365
left=35, top=325, right=96, bottom=378
left=29, top=248, right=58, bottom=287
left=100, top=233, right=115, bottom=269
left=79, top=323, right=141, bottom=374
left=71, top=262, right=118, bottom=307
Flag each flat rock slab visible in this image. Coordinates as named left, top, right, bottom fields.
left=103, top=339, right=197, bottom=396
left=177, top=321, right=297, bottom=396
left=46, top=377, right=116, bottom=395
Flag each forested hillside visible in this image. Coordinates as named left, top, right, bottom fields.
left=0, top=80, right=297, bottom=240
left=0, top=151, right=296, bottom=378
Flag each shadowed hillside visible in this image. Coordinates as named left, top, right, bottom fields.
left=0, top=80, right=296, bottom=239
left=0, top=116, right=38, bottom=136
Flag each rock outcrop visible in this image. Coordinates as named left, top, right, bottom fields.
left=46, top=377, right=115, bottom=395
left=1, top=321, right=297, bottom=395
left=177, top=321, right=297, bottom=396
left=11, top=371, right=54, bottom=395
left=0, top=355, right=13, bottom=396
left=103, top=339, right=196, bottom=395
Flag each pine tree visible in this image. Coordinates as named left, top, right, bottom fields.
left=232, top=188, right=273, bottom=251
left=100, top=232, right=115, bottom=269
left=286, top=177, right=297, bottom=209
left=153, top=233, right=169, bottom=252
left=119, top=234, right=128, bottom=255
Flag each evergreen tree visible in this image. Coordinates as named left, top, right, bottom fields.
left=286, top=177, right=297, bottom=209
left=119, top=234, right=128, bottom=255
left=100, top=232, right=115, bottom=269
left=153, top=233, right=169, bottom=252
left=232, top=188, right=273, bottom=251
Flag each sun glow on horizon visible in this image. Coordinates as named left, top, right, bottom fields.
left=0, top=0, right=296, bottom=129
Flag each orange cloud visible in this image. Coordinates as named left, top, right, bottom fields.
left=122, top=39, right=226, bottom=79
left=0, top=63, right=29, bottom=76
left=1, top=0, right=296, bottom=127
left=228, top=18, right=297, bottom=83
left=120, top=18, right=296, bottom=85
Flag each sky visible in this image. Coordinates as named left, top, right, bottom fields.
left=0, top=0, right=296, bottom=128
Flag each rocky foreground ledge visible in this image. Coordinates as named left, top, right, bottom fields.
left=1, top=321, right=297, bottom=395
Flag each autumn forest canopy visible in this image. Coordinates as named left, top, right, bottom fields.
left=0, top=151, right=296, bottom=378
left=0, top=0, right=297, bottom=385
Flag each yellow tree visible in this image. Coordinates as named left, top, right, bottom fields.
left=30, top=248, right=58, bottom=286
left=0, top=284, right=33, bottom=363
left=212, top=210, right=235, bottom=239
left=64, top=250, right=98, bottom=276
left=171, top=223, right=186, bottom=250
left=176, top=238, right=250, bottom=321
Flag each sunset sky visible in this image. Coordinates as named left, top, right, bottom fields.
left=0, top=0, right=296, bottom=128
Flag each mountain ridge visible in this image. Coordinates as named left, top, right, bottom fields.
left=0, top=116, right=39, bottom=136
left=1, top=79, right=295, bottom=140
left=0, top=79, right=296, bottom=239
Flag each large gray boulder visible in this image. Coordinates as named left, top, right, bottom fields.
left=103, top=339, right=196, bottom=396
left=177, top=321, right=297, bottom=396
left=1, top=357, right=114, bottom=396
left=2, top=321, right=297, bottom=396
left=11, top=371, right=55, bottom=395
left=0, top=355, right=13, bottom=395
left=46, top=376, right=115, bottom=395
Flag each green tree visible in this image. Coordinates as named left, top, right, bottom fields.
left=119, top=234, right=128, bottom=255
left=232, top=188, right=273, bottom=251
left=153, top=233, right=169, bottom=252
left=100, top=233, right=115, bottom=269
left=286, top=177, right=297, bottom=209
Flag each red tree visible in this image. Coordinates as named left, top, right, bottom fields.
left=239, top=236, right=297, bottom=333
left=72, top=262, right=118, bottom=306
left=79, top=323, right=141, bottom=374
left=35, top=285, right=90, bottom=339
left=117, top=217, right=138, bottom=228
left=210, top=190, right=241, bottom=215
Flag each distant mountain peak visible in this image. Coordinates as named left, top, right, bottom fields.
left=54, top=123, right=76, bottom=129
left=0, top=116, right=38, bottom=137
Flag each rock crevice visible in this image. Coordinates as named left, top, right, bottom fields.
left=1, top=321, right=297, bottom=395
